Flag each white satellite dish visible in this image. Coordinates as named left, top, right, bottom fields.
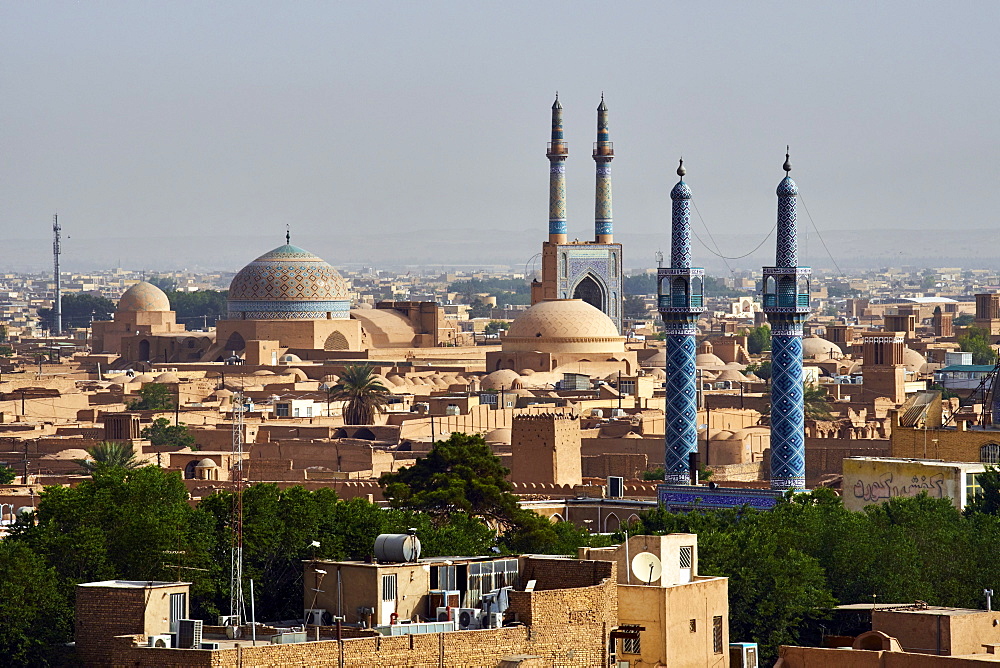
left=631, top=552, right=662, bottom=584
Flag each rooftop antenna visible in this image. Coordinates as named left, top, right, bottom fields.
left=52, top=214, right=62, bottom=335
left=229, top=390, right=246, bottom=627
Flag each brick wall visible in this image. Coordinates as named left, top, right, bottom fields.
left=76, top=589, right=147, bottom=666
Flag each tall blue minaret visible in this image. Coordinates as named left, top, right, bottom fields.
left=763, top=149, right=811, bottom=490
left=547, top=94, right=568, bottom=244
left=658, top=159, right=706, bottom=483
left=594, top=95, right=614, bottom=243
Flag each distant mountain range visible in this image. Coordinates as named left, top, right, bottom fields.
left=4, top=228, right=996, bottom=274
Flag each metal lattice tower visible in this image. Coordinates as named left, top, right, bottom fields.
left=52, top=214, right=62, bottom=335
left=229, top=391, right=246, bottom=624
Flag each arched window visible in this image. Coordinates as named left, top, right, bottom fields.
left=981, top=443, right=1000, bottom=464
left=560, top=253, right=568, bottom=278
left=573, top=275, right=604, bottom=311
left=610, top=253, right=617, bottom=275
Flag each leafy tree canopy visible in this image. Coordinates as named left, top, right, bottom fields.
left=958, top=325, right=998, bottom=365
left=75, top=442, right=142, bottom=474
left=127, top=383, right=175, bottom=411
left=623, top=294, right=648, bottom=320
left=142, top=418, right=197, bottom=450
left=0, top=464, right=16, bottom=484
left=380, top=432, right=520, bottom=527
left=744, top=325, right=772, bottom=354
left=165, top=290, right=228, bottom=325
left=37, top=293, right=115, bottom=331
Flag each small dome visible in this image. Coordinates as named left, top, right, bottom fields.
left=153, top=372, right=180, bottom=384
left=118, top=282, right=170, bottom=312
left=481, top=369, right=522, bottom=391
left=484, top=427, right=512, bottom=444
left=132, top=373, right=155, bottom=383
left=902, top=347, right=927, bottom=373
left=41, top=448, right=90, bottom=461
left=671, top=180, right=692, bottom=201
left=802, top=335, right=842, bottom=359
left=696, top=353, right=726, bottom=367
left=195, top=458, right=217, bottom=468
left=279, top=353, right=303, bottom=364
left=777, top=175, right=798, bottom=197
left=252, top=369, right=275, bottom=376
left=642, top=349, right=667, bottom=367
left=716, top=369, right=748, bottom=382
left=286, top=368, right=308, bottom=381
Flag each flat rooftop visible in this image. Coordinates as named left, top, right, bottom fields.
left=79, top=580, right=191, bottom=589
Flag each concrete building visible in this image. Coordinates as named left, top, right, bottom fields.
left=843, top=456, right=986, bottom=511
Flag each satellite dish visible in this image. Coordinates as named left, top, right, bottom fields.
left=631, top=552, right=662, bottom=584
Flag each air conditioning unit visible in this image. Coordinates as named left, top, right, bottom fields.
left=148, top=634, right=173, bottom=648
left=611, top=408, right=626, bottom=418
left=177, top=619, right=203, bottom=649
left=304, top=608, right=326, bottom=626
left=607, top=476, right=624, bottom=499
left=730, top=642, right=759, bottom=668
left=436, top=606, right=453, bottom=622
left=480, top=612, right=503, bottom=629
left=457, top=608, right=481, bottom=630
left=200, top=641, right=220, bottom=650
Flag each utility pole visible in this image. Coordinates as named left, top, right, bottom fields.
left=52, top=214, right=62, bottom=335
left=230, top=391, right=246, bottom=626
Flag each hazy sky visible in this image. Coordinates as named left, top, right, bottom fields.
left=2, top=2, right=999, bottom=271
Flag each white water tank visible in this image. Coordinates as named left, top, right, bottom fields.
left=374, top=533, right=421, bottom=562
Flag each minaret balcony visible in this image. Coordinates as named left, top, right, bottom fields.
left=657, top=267, right=706, bottom=314
left=761, top=266, right=812, bottom=313
left=593, top=142, right=614, bottom=157
left=547, top=142, right=568, bottom=157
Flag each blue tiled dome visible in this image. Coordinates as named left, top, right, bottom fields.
left=227, top=244, right=350, bottom=320
left=776, top=176, right=798, bottom=197
left=670, top=180, right=692, bottom=201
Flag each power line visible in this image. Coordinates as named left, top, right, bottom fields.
left=691, top=200, right=777, bottom=261
left=798, top=193, right=845, bottom=276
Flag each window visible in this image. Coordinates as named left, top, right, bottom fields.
left=622, top=635, right=640, bottom=655
left=982, top=444, right=1000, bottom=464
left=306, top=406, right=313, bottom=417
left=275, top=403, right=290, bottom=417
left=968, top=472, right=984, bottom=502
left=382, top=574, right=397, bottom=602
left=713, top=616, right=724, bottom=654
left=689, top=619, right=697, bottom=633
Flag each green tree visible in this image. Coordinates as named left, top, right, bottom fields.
left=920, top=270, right=938, bottom=291
left=623, top=294, right=648, bottom=319
left=745, top=325, right=772, bottom=354
left=803, top=384, right=833, bottom=420
left=958, top=325, right=998, bottom=365
left=165, top=289, right=228, bottom=326
left=331, top=364, right=389, bottom=425
left=127, top=382, right=175, bottom=410
left=381, top=432, right=521, bottom=528
left=0, top=541, right=72, bottom=667
left=74, top=442, right=142, bottom=473
left=484, top=320, right=510, bottom=336
left=745, top=360, right=772, bottom=383
left=142, top=418, right=197, bottom=449
left=37, top=293, right=115, bottom=330
left=954, top=313, right=974, bottom=327
left=148, top=275, right=178, bottom=291
left=0, top=464, right=16, bottom=484
left=468, top=300, right=493, bottom=319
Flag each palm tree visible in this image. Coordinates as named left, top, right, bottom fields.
left=75, top=442, right=141, bottom=474
left=803, top=384, right=834, bottom=420
left=330, top=364, right=389, bottom=425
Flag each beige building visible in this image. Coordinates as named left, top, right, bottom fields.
left=582, top=533, right=730, bottom=668
left=843, top=457, right=986, bottom=512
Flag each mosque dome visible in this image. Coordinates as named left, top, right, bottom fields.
left=228, top=243, right=350, bottom=320
left=118, top=282, right=170, bottom=312
left=503, top=300, right=624, bottom=354
left=902, top=347, right=927, bottom=373
left=481, top=369, right=522, bottom=390
left=777, top=176, right=798, bottom=197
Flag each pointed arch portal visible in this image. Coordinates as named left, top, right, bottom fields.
left=573, top=275, right=604, bottom=311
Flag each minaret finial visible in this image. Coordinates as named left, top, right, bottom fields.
left=285, top=225, right=290, bottom=245
left=783, top=146, right=792, bottom=173
left=677, top=157, right=686, bottom=178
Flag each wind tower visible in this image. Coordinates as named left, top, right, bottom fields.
left=658, top=160, right=705, bottom=483
left=531, top=94, right=624, bottom=332
left=594, top=94, right=614, bottom=244
left=762, top=150, right=811, bottom=490
left=53, top=214, right=62, bottom=335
